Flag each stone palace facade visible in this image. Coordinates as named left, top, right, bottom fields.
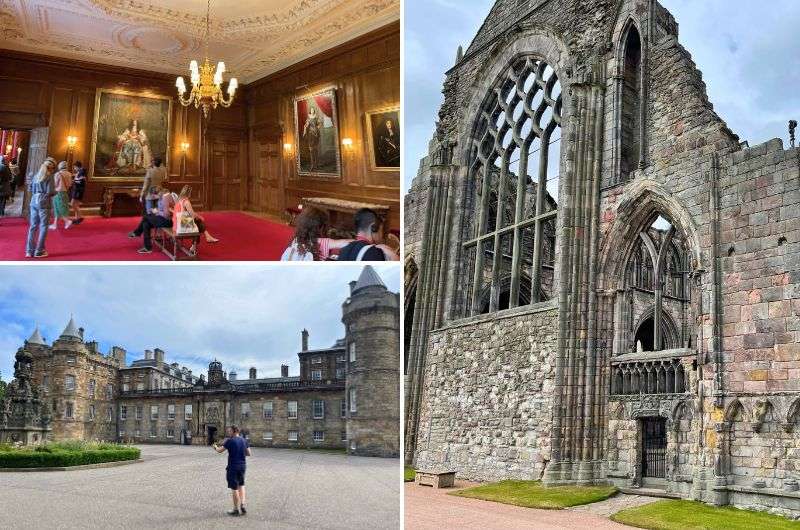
left=3, top=266, right=400, bottom=458
left=405, top=0, right=800, bottom=517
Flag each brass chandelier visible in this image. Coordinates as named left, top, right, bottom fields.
left=175, top=0, right=238, bottom=117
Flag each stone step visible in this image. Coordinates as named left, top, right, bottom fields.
left=618, top=487, right=683, bottom=499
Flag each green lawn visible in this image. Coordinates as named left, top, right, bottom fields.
left=450, top=480, right=617, bottom=509
left=404, top=466, right=416, bottom=482
left=611, top=499, right=800, bottom=530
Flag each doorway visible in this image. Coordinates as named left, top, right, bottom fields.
left=0, top=128, right=33, bottom=217
left=641, top=417, right=667, bottom=479
left=206, top=425, right=218, bottom=445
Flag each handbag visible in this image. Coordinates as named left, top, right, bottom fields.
left=174, top=199, right=199, bottom=234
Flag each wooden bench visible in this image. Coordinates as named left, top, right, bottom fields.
left=415, top=470, right=456, bottom=488
left=154, top=227, right=200, bottom=261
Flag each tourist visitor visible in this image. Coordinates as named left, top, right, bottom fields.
left=213, top=425, right=251, bottom=517
left=49, top=161, right=73, bottom=230
left=173, top=184, right=219, bottom=251
left=69, top=161, right=87, bottom=224
left=8, top=157, right=20, bottom=203
left=140, top=156, right=167, bottom=212
left=0, top=156, right=11, bottom=216
left=281, top=206, right=353, bottom=261
left=127, top=189, right=175, bottom=254
left=337, top=208, right=399, bottom=261
left=26, top=157, right=57, bottom=258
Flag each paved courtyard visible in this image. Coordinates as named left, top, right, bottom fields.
left=405, top=480, right=643, bottom=530
left=0, top=445, right=400, bottom=529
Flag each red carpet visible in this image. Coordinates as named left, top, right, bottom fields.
left=0, top=211, right=295, bottom=261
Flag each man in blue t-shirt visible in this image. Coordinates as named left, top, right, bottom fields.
left=213, top=425, right=251, bottom=516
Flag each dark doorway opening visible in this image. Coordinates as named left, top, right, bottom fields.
left=206, top=426, right=218, bottom=445
left=634, top=316, right=655, bottom=352
left=641, top=417, right=666, bottom=478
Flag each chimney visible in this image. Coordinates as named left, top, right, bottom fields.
left=349, top=280, right=357, bottom=294
left=111, top=346, right=126, bottom=366
left=301, top=329, right=309, bottom=352
left=86, top=341, right=98, bottom=353
left=281, top=364, right=289, bottom=378
left=144, top=349, right=153, bottom=360
left=229, top=371, right=237, bottom=381
left=78, top=327, right=85, bottom=340
left=154, top=348, right=165, bottom=365
left=249, top=367, right=257, bottom=379
left=187, top=370, right=193, bottom=381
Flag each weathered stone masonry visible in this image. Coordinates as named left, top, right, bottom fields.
left=405, top=0, right=800, bottom=517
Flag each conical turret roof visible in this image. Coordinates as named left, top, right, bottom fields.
left=27, top=326, right=46, bottom=345
left=60, top=316, right=81, bottom=339
left=353, top=265, right=386, bottom=293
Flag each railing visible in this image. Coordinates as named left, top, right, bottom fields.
left=610, top=349, right=693, bottom=395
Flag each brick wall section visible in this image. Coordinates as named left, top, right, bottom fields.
left=415, top=305, right=558, bottom=481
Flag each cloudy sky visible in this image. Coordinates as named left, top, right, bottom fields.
left=0, top=265, right=399, bottom=382
left=404, top=0, right=800, bottom=189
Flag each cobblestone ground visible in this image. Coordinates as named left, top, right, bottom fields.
left=0, top=445, right=400, bottom=529
left=570, top=493, right=660, bottom=517
left=405, top=481, right=638, bottom=529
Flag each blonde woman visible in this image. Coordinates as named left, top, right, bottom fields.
left=174, top=185, right=219, bottom=246
left=49, top=161, right=73, bottom=230
left=26, top=157, right=57, bottom=258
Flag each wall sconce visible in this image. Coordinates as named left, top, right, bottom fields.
left=4, top=144, right=11, bottom=155
left=67, top=136, right=78, bottom=149
left=180, top=141, right=190, bottom=152
left=341, top=137, right=353, bottom=150
left=283, top=142, right=293, bottom=156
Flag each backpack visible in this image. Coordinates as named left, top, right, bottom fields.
left=338, top=240, right=384, bottom=261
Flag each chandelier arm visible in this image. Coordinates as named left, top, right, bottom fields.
left=176, top=90, right=194, bottom=107
left=218, top=91, right=234, bottom=108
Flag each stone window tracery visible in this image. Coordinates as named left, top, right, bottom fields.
left=463, top=56, right=563, bottom=315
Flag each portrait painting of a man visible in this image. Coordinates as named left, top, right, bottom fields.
left=366, top=107, right=400, bottom=170
left=294, top=88, right=341, bottom=178
left=91, top=89, right=171, bottom=178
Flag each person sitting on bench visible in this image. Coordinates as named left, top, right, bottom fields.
left=174, top=185, right=219, bottom=252
left=337, top=208, right=399, bottom=261
left=127, top=189, right=175, bottom=254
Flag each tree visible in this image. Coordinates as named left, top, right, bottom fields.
left=0, top=370, right=6, bottom=402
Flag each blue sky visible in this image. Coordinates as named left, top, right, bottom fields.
left=403, top=0, right=800, bottom=190
left=0, top=265, right=399, bottom=382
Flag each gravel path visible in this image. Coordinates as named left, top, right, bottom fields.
left=0, top=444, right=400, bottom=530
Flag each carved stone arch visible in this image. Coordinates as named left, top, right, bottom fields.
left=612, top=16, right=644, bottom=76
left=598, top=180, right=704, bottom=292
left=632, top=305, right=680, bottom=351
left=783, top=397, right=800, bottom=433
left=609, top=400, right=625, bottom=420
left=723, top=398, right=747, bottom=424
left=751, top=399, right=774, bottom=433
left=671, top=400, right=692, bottom=432
left=404, top=254, right=419, bottom=373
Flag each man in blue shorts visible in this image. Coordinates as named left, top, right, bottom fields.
left=213, top=425, right=251, bottom=516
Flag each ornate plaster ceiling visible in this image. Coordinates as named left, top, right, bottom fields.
left=0, top=0, right=399, bottom=83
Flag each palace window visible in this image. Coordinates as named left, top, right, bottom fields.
left=136, top=383, right=144, bottom=391
left=42, top=375, right=49, bottom=392
left=119, top=430, right=125, bottom=437
left=463, top=56, right=563, bottom=315
left=185, top=404, right=193, bottom=420
left=349, top=388, right=357, bottom=413
left=312, top=356, right=322, bottom=364
left=149, top=423, right=157, bottom=438
left=263, top=401, right=273, bottom=419
left=340, top=399, right=347, bottom=418
left=65, top=375, right=76, bottom=392
left=123, top=383, right=130, bottom=392
left=340, top=431, right=347, bottom=442
left=150, top=405, right=159, bottom=420
left=65, top=402, right=73, bottom=419
left=135, top=406, right=143, bottom=420
left=288, top=430, right=299, bottom=442
left=106, top=384, right=113, bottom=400
left=313, top=430, right=324, bottom=443
left=241, top=402, right=251, bottom=419
left=336, top=367, right=345, bottom=380
left=312, top=400, right=324, bottom=419
left=311, top=369, right=322, bottom=381
left=349, top=342, right=356, bottom=362
left=66, top=355, right=76, bottom=364
left=168, top=404, right=175, bottom=420
left=263, top=431, right=273, bottom=441
left=167, top=425, right=175, bottom=438
left=88, top=405, right=95, bottom=420
left=287, top=401, right=298, bottom=419
left=88, top=379, right=96, bottom=398
left=336, top=354, right=345, bottom=363
left=135, top=428, right=140, bottom=437
left=120, top=406, right=127, bottom=420
left=106, top=406, right=113, bottom=421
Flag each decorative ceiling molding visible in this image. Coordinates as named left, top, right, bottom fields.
left=0, top=0, right=399, bottom=83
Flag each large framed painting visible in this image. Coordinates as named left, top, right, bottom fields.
left=90, top=88, right=172, bottom=179
left=293, top=88, right=341, bottom=179
left=365, top=106, right=400, bottom=171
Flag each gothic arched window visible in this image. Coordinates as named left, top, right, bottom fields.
left=620, top=23, right=642, bottom=181
left=463, top=56, right=563, bottom=315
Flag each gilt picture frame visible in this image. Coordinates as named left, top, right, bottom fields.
left=293, top=87, right=341, bottom=179
left=365, top=106, right=400, bottom=171
left=89, top=88, right=172, bottom=180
